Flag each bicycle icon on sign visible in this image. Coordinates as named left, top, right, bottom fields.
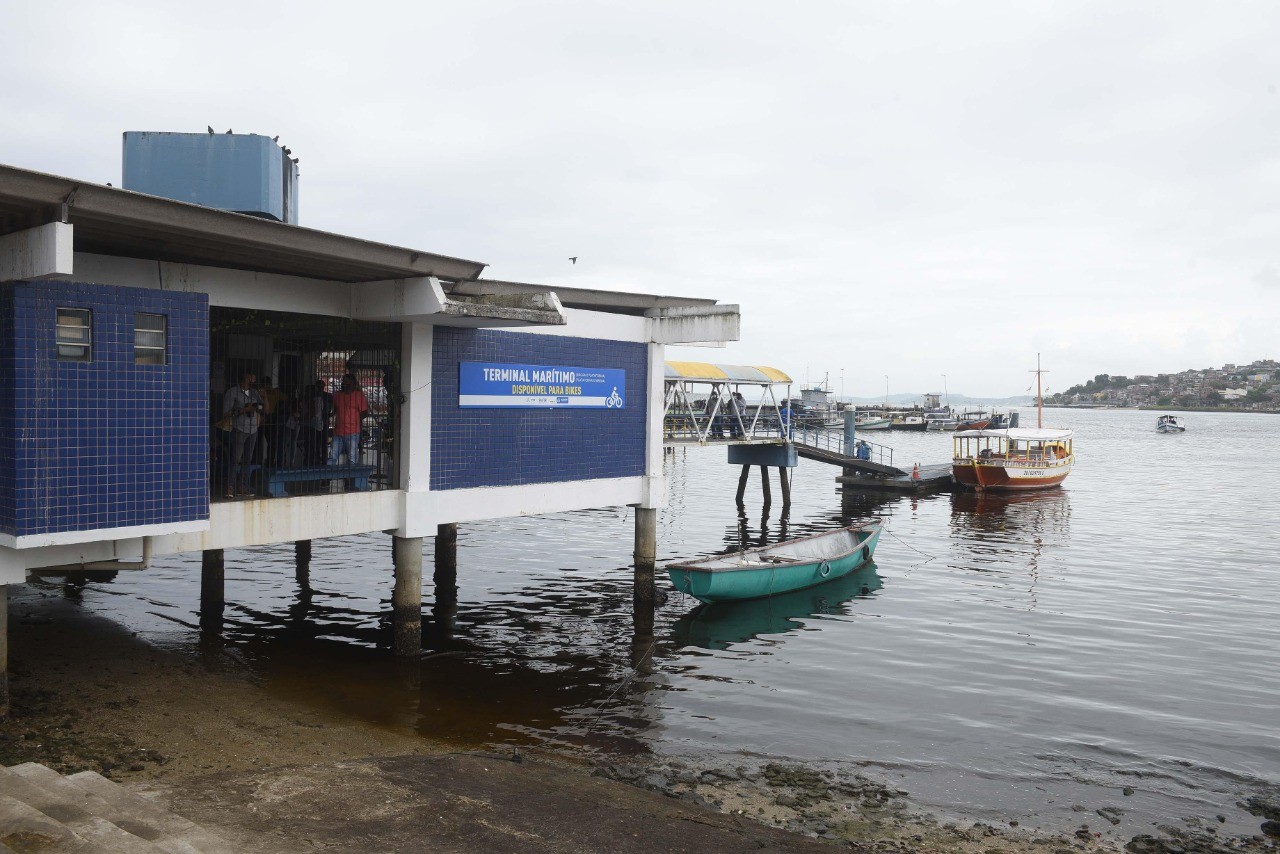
left=606, top=387, right=624, bottom=408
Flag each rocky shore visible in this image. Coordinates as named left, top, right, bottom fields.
left=589, top=758, right=1280, bottom=854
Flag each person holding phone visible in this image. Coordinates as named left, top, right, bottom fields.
left=221, top=371, right=263, bottom=498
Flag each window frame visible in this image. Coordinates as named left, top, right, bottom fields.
left=55, top=307, right=93, bottom=363
left=134, top=312, right=168, bottom=366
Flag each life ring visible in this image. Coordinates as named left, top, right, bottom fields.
left=818, top=560, right=831, bottom=578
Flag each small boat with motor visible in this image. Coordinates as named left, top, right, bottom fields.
left=925, top=412, right=959, bottom=431
left=1155, top=415, right=1185, bottom=433
left=667, top=522, right=882, bottom=604
left=854, top=414, right=892, bottom=430
left=955, top=410, right=990, bottom=431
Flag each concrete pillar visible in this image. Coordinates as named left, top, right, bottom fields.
left=759, top=465, right=771, bottom=508
left=634, top=507, right=657, bottom=567
left=392, top=536, right=423, bottom=657
left=778, top=467, right=792, bottom=509
left=200, top=549, right=224, bottom=632
left=295, top=540, right=312, bottom=587
left=633, top=508, right=657, bottom=639
left=843, top=408, right=856, bottom=455
left=0, top=586, right=8, bottom=719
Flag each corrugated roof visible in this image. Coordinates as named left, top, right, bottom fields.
left=0, top=164, right=486, bottom=283
left=665, top=361, right=792, bottom=384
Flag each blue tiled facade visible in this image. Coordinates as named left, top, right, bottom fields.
left=0, top=281, right=209, bottom=537
left=431, top=329, right=647, bottom=490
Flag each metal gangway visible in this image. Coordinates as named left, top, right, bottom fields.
left=791, top=421, right=902, bottom=476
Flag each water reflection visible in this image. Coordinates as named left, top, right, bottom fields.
left=949, top=489, right=1073, bottom=536
left=671, top=562, right=883, bottom=650
left=947, top=490, right=1072, bottom=609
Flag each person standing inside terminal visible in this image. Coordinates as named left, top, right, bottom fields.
left=222, top=371, right=263, bottom=497
left=327, top=374, right=368, bottom=467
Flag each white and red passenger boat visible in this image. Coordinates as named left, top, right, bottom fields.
left=952, top=427, right=1074, bottom=491
left=952, top=354, right=1074, bottom=492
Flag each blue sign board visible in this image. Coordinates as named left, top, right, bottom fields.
left=459, top=362, right=626, bottom=409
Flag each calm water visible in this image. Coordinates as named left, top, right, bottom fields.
left=41, top=408, right=1280, bottom=837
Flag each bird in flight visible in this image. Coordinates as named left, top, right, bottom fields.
left=569, top=256, right=578, bottom=265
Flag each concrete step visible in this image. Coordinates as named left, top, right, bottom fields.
left=1, top=764, right=232, bottom=854
left=64, top=815, right=164, bottom=854
left=8, top=762, right=165, bottom=853
left=66, top=774, right=234, bottom=854
left=0, top=791, right=91, bottom=851
left=0, top=766, right=96, bottom=826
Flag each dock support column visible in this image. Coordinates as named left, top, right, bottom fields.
left=633, top=507, right=657, bottom=639
left=431, top=524, right=459, bottom=644
left=392, top=536, right=423, bottom=657
left=295, top=540, right=312, bottom=588
left=778, top=467, right=791, bottom=509
left=200, top=549, right=224, bottom=632
left=735, top=465, right=751, bottom=505
left=0, top=586, right=8, bottom=719
left=759, top=465, right=772, bottom=508
left=434, top=524, right=457, bottom=583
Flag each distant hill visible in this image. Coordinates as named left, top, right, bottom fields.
left=839, top=394, right=1034, bottom=406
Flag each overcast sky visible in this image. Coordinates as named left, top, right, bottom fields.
left=4, top=1, right=1278, bottom=397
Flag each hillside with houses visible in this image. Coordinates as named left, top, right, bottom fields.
left=1048, top=359, right=1279, bottom=410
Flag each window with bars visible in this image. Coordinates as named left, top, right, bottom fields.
left=135, top=313, right=167, bottom=365
left=56, top=308, right=92, bottom=362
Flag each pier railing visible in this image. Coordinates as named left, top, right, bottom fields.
left=795, top=424, right=894, bottom=467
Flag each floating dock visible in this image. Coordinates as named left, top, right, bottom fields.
left=836, top=463, right=955, bottom=493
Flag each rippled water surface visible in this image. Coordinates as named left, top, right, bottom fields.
left=51, top=408, right=1280, bottom=835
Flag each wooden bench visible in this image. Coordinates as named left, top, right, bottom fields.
left=264, top=465, right=377, bottom=498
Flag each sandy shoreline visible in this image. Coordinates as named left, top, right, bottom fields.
left=1, top=584, right=1275, bottom=853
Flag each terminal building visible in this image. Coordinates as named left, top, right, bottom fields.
left=0, top=132, right=740, bottom=708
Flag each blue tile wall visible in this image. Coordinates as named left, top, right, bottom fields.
left=431, top=328, right=647, bottom=490
left=0, top=281, right=209, bottom=537
left=0, top=288, right=14, bottom=534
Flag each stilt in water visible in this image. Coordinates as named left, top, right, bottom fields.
left=759, top=465, right=772, bottom=508
left=633, top=507, right=657, bottom=640
left=430, top=524, right=459, bottom=645
left=199, top=549, right=225, bottom=634
left=295, top=539, right=312, bottom=589
left=778, top=466, right=791, bottom=510
left=735, top=464, right=751, bottom=506
left=391, top=536, right=423, bottom=657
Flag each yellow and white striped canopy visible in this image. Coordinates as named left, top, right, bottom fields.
left=664, top=361, right=791, bottom=385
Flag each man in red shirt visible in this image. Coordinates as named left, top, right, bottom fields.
left=327, top=374, right=368, bottom=467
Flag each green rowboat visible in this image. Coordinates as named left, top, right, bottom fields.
left=667, top=522, right=883, bottom=604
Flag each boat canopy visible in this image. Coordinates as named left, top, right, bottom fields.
left=664, top=361, right=791, bottom=385
left=954, top=427, right=1073, bottom=441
